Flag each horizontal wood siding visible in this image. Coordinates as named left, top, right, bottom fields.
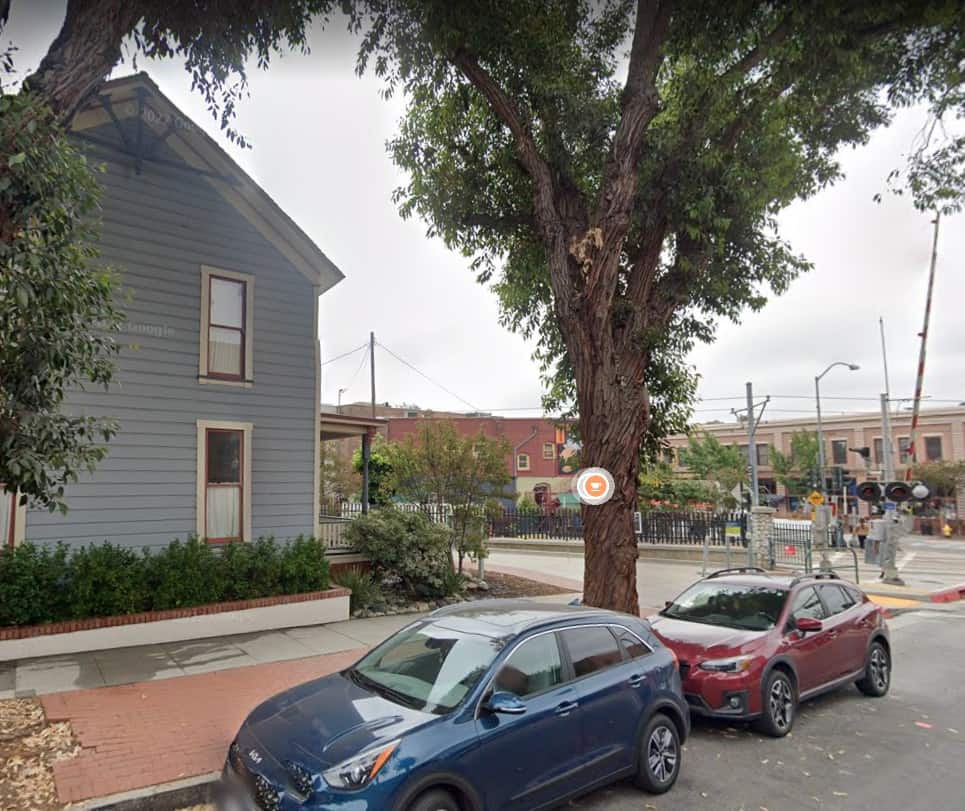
left=25, top=131, right=319, bottom=549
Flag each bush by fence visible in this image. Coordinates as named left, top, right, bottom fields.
left=342, top=508, right=455, bottom=600
left=0, top=536, right=331, bottom=627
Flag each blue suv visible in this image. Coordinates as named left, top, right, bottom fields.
left=219, top=600, right=689, bottom=811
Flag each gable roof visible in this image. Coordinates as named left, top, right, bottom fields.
left=70, top=72, right=344, bottom=293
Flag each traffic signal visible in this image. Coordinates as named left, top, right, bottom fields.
left=831, top=467, right=844, bottom=491
left=857, top=481, right=882, bottom=502
left=884, top=481, right=912, bottom=502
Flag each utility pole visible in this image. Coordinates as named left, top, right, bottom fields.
left=880, top=393, right=895, bottom=482
left=906, top=211, right=941, bottom=477
left=369, top=331, right=376, bottom=419
left=746, top=382, right=760, bottom=508
left=879, top=317, right=891, bottom=402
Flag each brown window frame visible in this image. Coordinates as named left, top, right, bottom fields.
left=206, top=274, right=246, bottom=381
left=205, top=428, right=244, bottom=544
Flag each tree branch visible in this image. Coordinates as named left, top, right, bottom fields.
left=461, top=211, right=535, bottom=232
left=720, top=14, right=794, bottom=84
left=599, top=0, right=673, bottom=221
left=451, top=46, right=582, bottom=320
left=451, top=48, right=558, bottom=223
left=22, top=0, right=141, bottom=122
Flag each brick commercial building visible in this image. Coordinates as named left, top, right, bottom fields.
left=665, top=405, right=965, bottom=516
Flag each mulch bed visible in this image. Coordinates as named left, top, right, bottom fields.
left=477, top=571, right=575, bottom=599
left=0, top=699, right=79, bottom=810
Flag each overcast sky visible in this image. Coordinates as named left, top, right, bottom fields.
left=8, top=3, right=965, bottom=426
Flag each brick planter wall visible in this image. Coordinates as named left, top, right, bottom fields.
left=0, top=587, right=350, bottom=642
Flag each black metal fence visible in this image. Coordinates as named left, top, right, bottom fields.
left=319, top=500, right=749, bottom=547
left=637, top=510, right=747, bottom=546
left=489, top=507, right=585, bottom=540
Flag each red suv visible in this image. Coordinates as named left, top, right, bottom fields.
left=649, top=569, right=891, bottom=737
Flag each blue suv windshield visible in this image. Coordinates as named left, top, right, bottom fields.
left=350, top=619, right=508, bottom=714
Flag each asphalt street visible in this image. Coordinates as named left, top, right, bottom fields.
left=563, top=603, right=965, bottom=811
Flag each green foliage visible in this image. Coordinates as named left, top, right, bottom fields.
left=515, top=494, right=540, bottom=514
left=145, top=536, right=224, bottom=611
left=0, top=536, right=332, bottom=626
left=638, top=461, right=723, bottom=509
left=352, top=440, right=395, bottom=505
left=68, top=543, right=146, bottom=618
left=679, top=432, right=747, bottom=495
left=911, top=461, right=965, bottom=499
left=0, top=90, right=123, bottom=513
left=0, top=543, right=70, bottom=626
left=770, top=431, right=820, bottom=496
left=334, top=567, right=383, bottom=613
left=383, top=421, right=511, bottom=570
left=279, top=534, right=332, bottom=594
left=343, top=509, right=453, bottom=599
left=320, top=440, right=361, bottom=502
left=354, top=0, right=965, bottom=454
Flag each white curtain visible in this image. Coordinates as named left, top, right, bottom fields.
left=0, top=491, right=11, bottom=546
left=209, top=327, right=242, bottom=376
left=207, top=487, right=240, bottom=539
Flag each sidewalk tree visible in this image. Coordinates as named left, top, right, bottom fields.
left=319, top=440, right=360, bottom=502
left=0, top=85, right=123, bottom=513
left=1, top=1, right=335, bottom=509
left=638, top=460, right=720, bottom=509
left=770, top=430, right=820, bottom=497
left=385, top=421, right=511, bottom=572
left=911, top=461, right=965, bottom=499
left=354, top=1, right=965, bottom=611
left=352, top=441, right=394, bottom=505
left=678, top=432, right=747, bottom=499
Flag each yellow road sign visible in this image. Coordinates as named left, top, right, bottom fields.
left=808, top=490, right=825, bottom=507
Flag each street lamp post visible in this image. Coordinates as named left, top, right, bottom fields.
left=814, top=361, right=860, bottom=494
left=813, top=361, right=859, bottom=573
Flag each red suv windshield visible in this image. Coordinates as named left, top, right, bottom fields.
left=662, top=582, right=789, bottom=631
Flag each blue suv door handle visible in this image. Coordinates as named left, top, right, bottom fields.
left=555, top=700, right=579, bottom=717
left=628, top=673, right=644, bottom=687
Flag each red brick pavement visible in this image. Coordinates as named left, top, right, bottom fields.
left=41, top=648, right=365, bottom=804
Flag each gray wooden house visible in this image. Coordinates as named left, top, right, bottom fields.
left=3, top=73, right=343, bottom=550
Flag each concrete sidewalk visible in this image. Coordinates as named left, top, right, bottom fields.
left=0, top=613, right=421, bottom=700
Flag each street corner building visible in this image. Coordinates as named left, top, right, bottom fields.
left=1, top=73, right=344, bottom=551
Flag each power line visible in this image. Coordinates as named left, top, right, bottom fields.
left=320, top=342, right=367, bottom=367
left=339, top=346, right=368, bottom=394
left=377, top=341, right=481, bottom=412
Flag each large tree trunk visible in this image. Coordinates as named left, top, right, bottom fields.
left=575, top=348, right=649, bottom=614
left=22, top=0, right=139, bottom=121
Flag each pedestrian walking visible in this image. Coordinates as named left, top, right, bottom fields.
left=855, top=518, right=869, bottom=550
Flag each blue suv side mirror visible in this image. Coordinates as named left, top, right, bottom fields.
left=484, top=691, right=527, bottom=715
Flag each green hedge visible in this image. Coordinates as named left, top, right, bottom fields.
left=0, top=536, right=331, bottom=627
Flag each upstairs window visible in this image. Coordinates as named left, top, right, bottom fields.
left=831, top=440, right=848, bottom=465
left=517, top=453, right=531, bottom=471
left=199, top=266, right=254, bottom=384
left=542, top=442, right=555, bottom=460
left=925, top=436, right=943, bottom=461
left=898, top=437, right=911, bottom=464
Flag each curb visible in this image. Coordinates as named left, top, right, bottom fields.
left=929, top=584, right=965, bottom=603
left=74, top=772, right=218, bottom=811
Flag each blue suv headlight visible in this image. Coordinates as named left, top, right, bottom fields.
left=322, top=740, right=400, bottom=790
